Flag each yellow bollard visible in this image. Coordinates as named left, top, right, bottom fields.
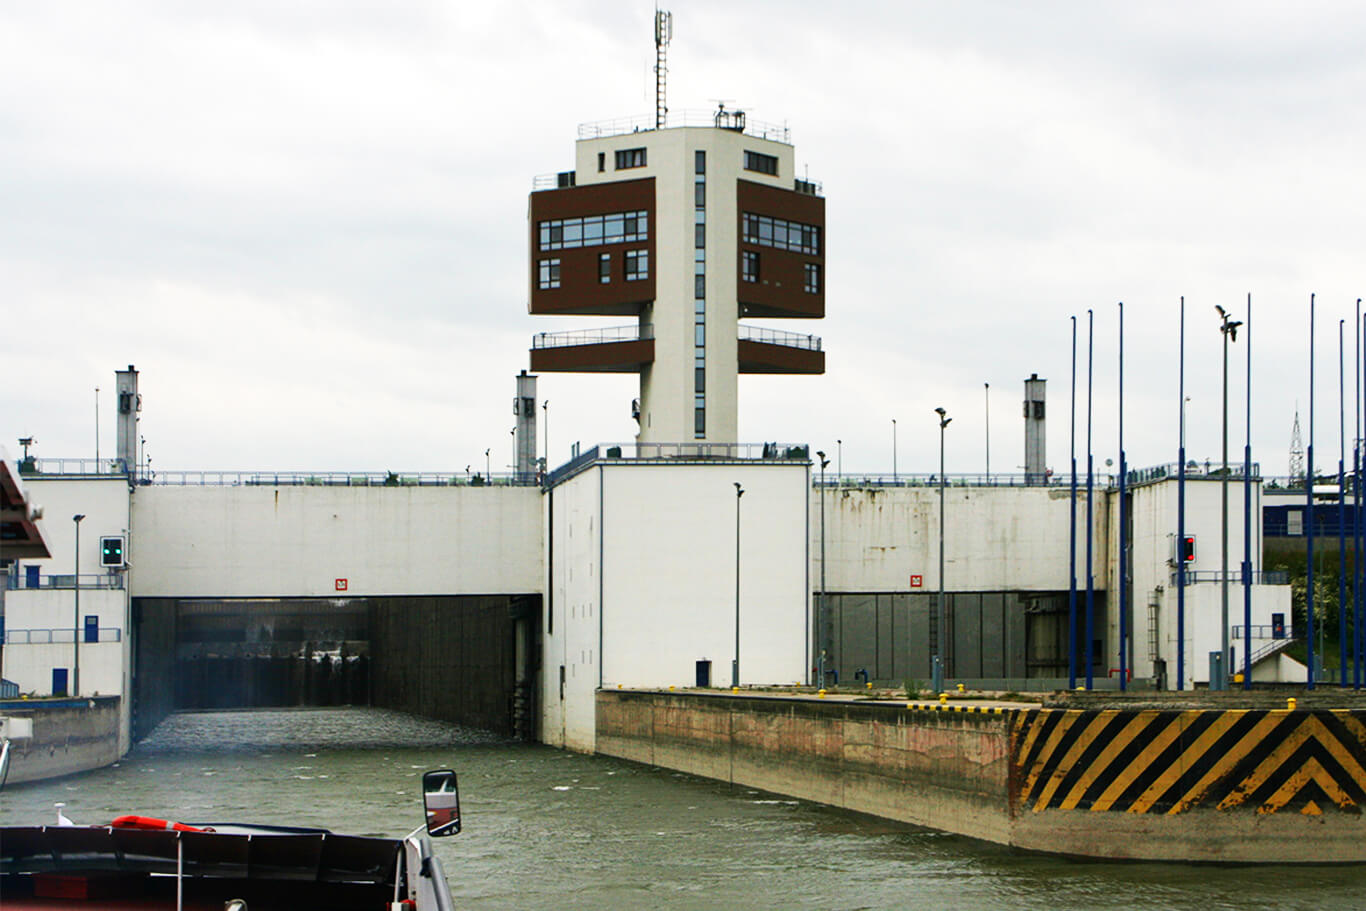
left=669, top=685, right=675, bottom=691
left=818, top=688, right=827, bottom=699
left=939, top=692, right=948, bottom=705
left=957, top=683, right=965, bottom=693
left=866, top=681, right=873, bottom=689
left=732, top=686, right=739, bottom=694
left=1288, top=697, right=1297, bottom=711
left=617, top=684, right=622, bottom=689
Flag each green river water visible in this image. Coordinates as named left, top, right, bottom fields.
left=1, top=708, right=1361, bottom=910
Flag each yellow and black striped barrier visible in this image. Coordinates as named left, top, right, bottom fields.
left=1010, top=708, right=1366, bottom=816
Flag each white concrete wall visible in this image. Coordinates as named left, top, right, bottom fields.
left=543, top=459, right=810, bottom=751
left=1122, top=477, right=1290, bottom=688
left=541, top=466, right=602, bottom=752
left=130, top=485, right=543, bottom=598
left=4, top=476, right=132, bottom=752
left=812, top=485, right=1107, bottom=594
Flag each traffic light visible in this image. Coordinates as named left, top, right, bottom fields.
left=100, top=535, right=125, bottom=567
left=1180, top=535, right=1196, bottom=564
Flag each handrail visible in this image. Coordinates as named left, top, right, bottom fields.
left=1171, top=570, right=1289, bottom=586
left=817, top=473, right=1087, bottom=489
left=131, top=471, right=539, bottom=488
left=8, top=573, right=125, bottom=591
left=23, top=458, right=129, bottom=477
left=577, top=109, right=792, bottom=143
left=1124, top=461, right=1262, bottom=488
left=4, top=628, right=123, bottom=644
left=1232, top=624, right=1293, bottom=640
left=739, top=325, right=822, bottom=351
left=533, top=325, right=653, bottom=349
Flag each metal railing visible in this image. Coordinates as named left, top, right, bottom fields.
left=23, top=458, right=129, bottom=477
left=1125, top=461, right=1261, bottom=488
left=1232, top=625, right=1292, bottom=641
left=8, top=573, right=125, bottom=591
left=133, top=471, right=538, bottom=487
left=533, top=325, right=652, bottom=349
left=544, top=441, right=811, bottom=488
left=4, top=628, right=123, bottom=644
left=817, top=473, right=1093, bottom=489
left=739, top=325, right=822, bottom=351
left=1169, top=570, right=1289, bottom=586
left=577, top=109, right=792, bottom=143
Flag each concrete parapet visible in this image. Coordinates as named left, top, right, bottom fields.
left=0, top=696, right=122, bottom=784
left=596, top=690, right=1366, bottom=862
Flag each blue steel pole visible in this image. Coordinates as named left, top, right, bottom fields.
left=1069, top=316, right=1079, bottom=689
left=1178, top=297, right=1187, bottom=691
left=1243, top=293, right=1253, bottom=690
left=1349, top=300, right=1360, bottom=691
left=1341, top=319, right=1348, bottom=686
left=1308, top=293, right=1317, bottom=690
left=1119, top=301, right=1127, bottom=691
left=1085, top=309, right=1095, bottom=691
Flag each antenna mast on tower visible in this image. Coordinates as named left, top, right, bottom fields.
left=1290, top=405, right=1305, bottom=484
left=654, top=9, right=672, bottom=129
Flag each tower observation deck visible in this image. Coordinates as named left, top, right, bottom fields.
left=528, top=107, right=825, bottom=444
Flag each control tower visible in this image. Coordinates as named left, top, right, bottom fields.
left=527, top=104, right=825, bottom=444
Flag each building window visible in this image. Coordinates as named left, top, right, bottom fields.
left=742, top=251, right=760, bottom=283
left=599, top=253, right=611, bottom=284
left=804, top=262, right=821, bottom=294
left=538, top=258, right=561, bottom=290
left=695, top=150, right=706, bottom=174
left=538, top=210, right=648, bottom=251
left=625, top=249, right=648, bottom=281
left=695, top=367, right=706, bottom=393
left=597, top=152, right=605, bottom=172
left=695, top=223, right=706, bottom=249
left=744, top=150, right=778, bottom=175
left=695, top=181, right=706, bottom=207
left=615, top=147, right=647, bottom=169
left=695, top=407, right=706, bottom=436
left=741, top=212, right=821, bottom=255
left=695, top=274, right=706, bottom=298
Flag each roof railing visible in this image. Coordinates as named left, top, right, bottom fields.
left=533, top=325, right=653, bottom=349
left=577, top=109, right=792, bottom=143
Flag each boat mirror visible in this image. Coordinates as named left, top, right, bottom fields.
left=422, top=769, right=461, bottom=837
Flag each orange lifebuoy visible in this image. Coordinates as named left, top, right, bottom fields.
left=109, top=815, right=205, bottom=833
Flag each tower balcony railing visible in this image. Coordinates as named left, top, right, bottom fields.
left=577, top=110, right=792, bottom=144
left=22, top=458, right=130, bottom=477
left=739, top=325, right=821, bottom=351
left=1123, top=461, right=1262, bottom=489
left=532, top=325, right=653, bottom=349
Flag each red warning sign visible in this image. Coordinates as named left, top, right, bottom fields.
left=909, top=574, right=923, bottom=588
left=335, top=578, right=348, bottom=591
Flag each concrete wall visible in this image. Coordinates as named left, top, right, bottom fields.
left=597, top=691, right=1366, bottom=862
left=544, top=460, right=810, bottom=750
left=597, top=690, right=1013, bottom=844
left=812, top=485, right=1107, bottom=594
left=130, top=485, right=542, bottom=598
left=1120, top=477, right=1291, bottom=688
left=0, top=697, right=122, bottom=784
left=5, top=477, right=132, bottom=754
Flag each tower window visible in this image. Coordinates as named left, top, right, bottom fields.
left=538, top=258, right=561, bottom=290
left=599, top=253, right=611, bottom=284
left=742, top=251, right=760, bottom=283
left=597, top=152, right=605, bottom=172
left=695, top=150, right=706, bottom=174
left=625, top=249, right=649, bottom=281
left=804, top=262, right=821, bottom=294
left=615, top=147, right=647, bottom=169
left=744, top=150, right=778, bottom=175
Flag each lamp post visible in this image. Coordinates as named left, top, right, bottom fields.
left=485, top=448, right=491, bottom=481
left=733, top=482, right=745, bottom=687
left=72, top=514, right=85, bottom=697
left=836, top=439, right=842, bottom=478
left=892, top=419, right=898, bottom=483
left=984, top=383, right=991, bottom=482
left=542, top=400, right=550, bottom=472
left=934, top=407, right=951, bottom=694
left=817, top=451, right=830, bottom=686
left=1216, top=305, right=1242, bottom=691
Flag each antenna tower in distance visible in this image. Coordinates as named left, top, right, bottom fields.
left=654, top=9, right=672, bottom=129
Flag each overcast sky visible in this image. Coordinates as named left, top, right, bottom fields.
left=4, top=1, right=1364, bottom=479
